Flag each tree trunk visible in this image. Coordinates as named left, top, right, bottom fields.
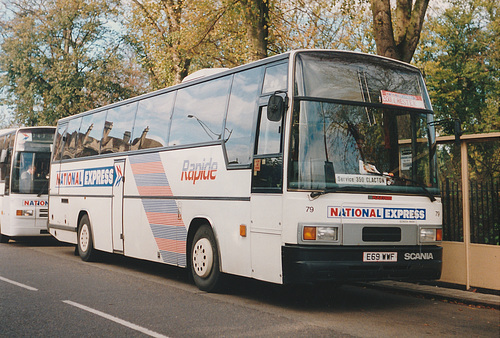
left=240, top=0, right=269, bottom=61
left=133, top=0, right=191, bottom=84
left=162, top=0, right=191, bottom=83
left=370, top=0, right=429, bottom=63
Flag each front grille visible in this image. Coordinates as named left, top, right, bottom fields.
left=363, top=227, right=401, bottom=242
left=39, top=209, right=48, bottom=218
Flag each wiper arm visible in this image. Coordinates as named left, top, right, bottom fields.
left=399, top=176, right=436, bottom=202
left=374, top=172, right=436, bottom=202
left=308, top=175, right=436, bottom=202
left=37, top=180, right=48, bottom=197
left=309, top=187, right=338, bottom=200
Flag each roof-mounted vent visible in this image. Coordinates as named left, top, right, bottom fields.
left=181, top=68, right=229, bottom=83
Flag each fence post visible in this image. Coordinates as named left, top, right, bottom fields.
left=460, top=139, right=471, bottom=290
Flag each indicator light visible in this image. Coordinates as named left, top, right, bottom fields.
left=436, top=229, right=443, bottom=241
left=240, top=224, right=247, bottom=237
left=303, top=226, right=316, bottom=240
left=303, top=226, right=338, bottom=242
left=16, top=209, right=34, bottom=216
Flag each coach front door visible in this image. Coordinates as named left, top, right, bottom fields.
left=112, top=159, right=125, bottom=253
left=250, top=105, right=284, bottom=283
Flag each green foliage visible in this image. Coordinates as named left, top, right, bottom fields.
left=415, top=0, right=500, bottom=134
left=272, top=0, right=375, bottom=54
left=0, top=0, right=147, bottom=126
left=416, top=1, right=500, bottom=247
left=2, top=0, right=496, bottom=132
left=125, top=0, right=376, bottom=89
left=124, top=0, right=257, bottom=88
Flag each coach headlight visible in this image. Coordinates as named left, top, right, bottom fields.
left=419, top=227, right=442, bottom=243
left=301, top=224, right=339, bottom=244
left=16, top=209, right=34, bottom=217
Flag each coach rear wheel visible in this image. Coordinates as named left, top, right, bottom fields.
left=78, top=215, right=97, bottom=262
left=190, top=225, right=222, bottom=292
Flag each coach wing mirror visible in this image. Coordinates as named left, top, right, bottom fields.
left=428, top=118, right=462, bottom=145
left=0, top=149, right=7, bottom=163
left=267, top=94, right=285, bottom=122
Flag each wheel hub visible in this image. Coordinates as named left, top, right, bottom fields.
left=192, top=238, right=213, bottom=278
left=79, top=224, right=89, bottom=252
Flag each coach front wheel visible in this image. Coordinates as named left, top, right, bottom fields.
left=78, top=215, right=97, bottom=262
left=0, top=233, right=9, bottom=243
left=190, top=225, right=222, bottom=292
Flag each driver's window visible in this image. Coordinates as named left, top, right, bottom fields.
left=252, top=106, right=283, bottom=192
left=256, top=107, right=282, bottom=155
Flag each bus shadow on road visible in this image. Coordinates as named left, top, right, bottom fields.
left=77, top=250, right=415, bottom=311
left=6, top=236, right=72, bottom=247
left=92, top=250, right=190, bottom=284
left=217, top=275, right=414, bottom=311
left=0, top=239, right=443, bottom=311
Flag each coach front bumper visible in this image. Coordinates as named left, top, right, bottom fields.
left=282, top=245, right=442, bottom=284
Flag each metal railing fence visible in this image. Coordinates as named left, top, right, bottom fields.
left=441, top=178, right=499, bottom=245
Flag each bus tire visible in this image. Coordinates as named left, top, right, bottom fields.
left=0, top=233, right=9, bottom=243
left=77, top=215, right=96, bottom=262
left=190, top=225, right=222, bottom=292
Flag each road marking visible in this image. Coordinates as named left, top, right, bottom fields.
left=62, top=300, right=169, bottom=338
left=0, top=275, right=38, bottom=291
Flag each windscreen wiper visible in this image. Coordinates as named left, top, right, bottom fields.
left=374, top=172, right=436, bottom=202
left=37, top=180, right=48, bottom=197
left=309, top=187, right=338, bottom=199
left=309, top=175, right=436, bottom=202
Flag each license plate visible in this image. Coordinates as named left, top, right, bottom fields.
left=363, top=252, right=398, bottom=262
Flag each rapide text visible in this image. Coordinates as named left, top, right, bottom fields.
left=181, top=158, right=218, bottom=184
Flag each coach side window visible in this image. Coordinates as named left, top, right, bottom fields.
left=256, top=106, right=282, bottom=155
left=76, top=111, right=106, bottom=157
left=0, top=135, right=6, bottom=181
left=169, top=76, right=231, bottom=146
left=262, top=63, right=288, bottom=94
left=133, top=92, right=175, bottom=150
left=52, top=123, right=68, bottom=161
left=251, top=62, right=288, bottom=192
left=62, top=118, right=82, bottom=160
left=101, top=102, right=138, bottom=154
left=2, top=134, right=13, bottom=195
left=224, top=67, right=263, bottom=166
